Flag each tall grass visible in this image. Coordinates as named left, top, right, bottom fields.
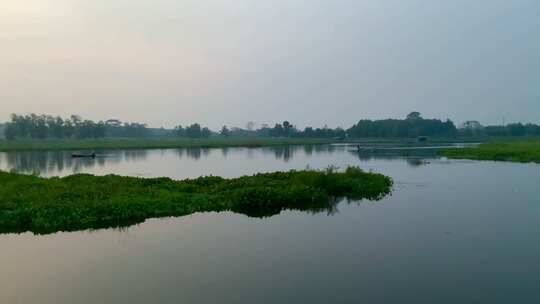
left=0, top=167, right=392, bottom=234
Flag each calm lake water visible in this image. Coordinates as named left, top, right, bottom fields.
left=1, top=144, right=539, bottom=304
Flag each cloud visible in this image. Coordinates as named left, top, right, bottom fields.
left=0, top=0, right=539, bottom=128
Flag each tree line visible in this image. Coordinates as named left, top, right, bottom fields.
left=459, top=123, right=540, bottom=137
left=3, top=114, right=150, bottom=140
left=216, top=122, right=347, bottom=139
left=174, top=124, right=212, bottom=138
left=3, top=112, right=540, bottom=140
left=347, top=112, right=458, bottom=138
left=216, top=113, right=456, bottom=139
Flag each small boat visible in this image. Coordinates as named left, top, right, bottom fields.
left=71, top=153, right=96, bottom=158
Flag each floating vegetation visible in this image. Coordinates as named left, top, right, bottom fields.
left=0, top=167, right=392, bottom=234
left=443, top=139, right=540, bottom=163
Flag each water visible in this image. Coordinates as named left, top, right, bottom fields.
left=1, top=145, right=539, bottom=303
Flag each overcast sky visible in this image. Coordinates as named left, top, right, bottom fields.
left=1, top=0, right=539, bottom=129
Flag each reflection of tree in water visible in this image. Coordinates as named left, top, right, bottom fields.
left=221, top=147, right=229, bottom=157
left=122, top=150, right=149, bottom=162
left=168, top=144, right=345, bottom=162
left=230, top=197, right=381, bottom=219
left=258, top=145, right=340, bottom=162
left=233, top=198, right=341, bottom=218
left=348, top=148, right=440, bottom=167
left=174, top=148, right=211, bottom=160
left=0, top=145, right=444, bottom=176
left=273, top=146, right=293, bottom=162
left=2, top=151, right=80, bottom=175
left=1, top=150, right=150, bottom=175
left=315, top=144, right=338, bottom=154
left=187, top=148, right=201, bottom=160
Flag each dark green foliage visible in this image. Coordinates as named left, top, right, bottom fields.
left=443, top=139, right=540, bottom=163
left=0, top=167, right=392, bottom=234
left=4, top=113, right=151, bottom=140
left=225, top=121, right=347, bottom=139
left=106, top=122, right=149, bottom=138
left=220, top=126, right=231, bottom=137
left=406, top=111, right=422, bottom=120
left=462, top=123, right=540, bottom=137
left=174, top=123, right=212, bottom=138
left=6, top=112, right=540, bottom=142
left=301, top=126, right=347, bottom=139
left=5, top=114, right=108, bottom=140
left=347, top=113, right=457, bottom=138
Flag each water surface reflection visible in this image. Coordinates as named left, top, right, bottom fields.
left=0, top=144, right=465, bottom=177
left=0, top=144, right=538, bottom=304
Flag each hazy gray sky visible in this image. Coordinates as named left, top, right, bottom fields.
left=1, top=0, right=539, bottom=129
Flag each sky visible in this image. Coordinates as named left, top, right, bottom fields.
left=1, top=0, right=539, bottom=129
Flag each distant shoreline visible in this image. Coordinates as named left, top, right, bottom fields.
left=0, top=137, right=484, bottom=152
left=442, top=139, right=540, bottom=163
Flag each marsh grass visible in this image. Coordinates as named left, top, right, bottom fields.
left=0, top=167, right=392, bottom=234
left=443, top=139, right=540, bottom=163
left=0, top=138, right=335, bottom=152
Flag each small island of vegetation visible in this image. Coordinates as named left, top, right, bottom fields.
left=0, top=167, right=392, bottom=234
left=443, top=139, right=540, bottom=163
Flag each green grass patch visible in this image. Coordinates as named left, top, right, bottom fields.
left=0, top=137, right=484, bottom=152
left=442, top=139, right=540, bottom=163
left=0, top=138, right=336, bottom=152
left=0, top=167, right=393, bottom=234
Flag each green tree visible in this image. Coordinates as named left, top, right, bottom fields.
left=220, top=126, right=230, bottom=137
left=174, top=125, right=186, bottom=137
left=406, top=112, right=422, bottom=120
left=283, top=121, right=292, bottom=137
left=4, top=123, right=17, bottom=140
left=186, top=123, right=202, bottom=138
left=201, top=127, right=212, bottom=138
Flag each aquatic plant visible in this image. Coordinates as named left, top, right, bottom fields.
left=443, top=139, right=540, bottom=163
left=0, top=167, right=392, bottom=234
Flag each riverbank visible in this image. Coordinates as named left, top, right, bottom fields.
left=0, top=137, right=485, bottom=152
left=0, top=167, right=392, bottom=234
left=0, top=138, right=336, bottom=152
left=443, top=139, right=540, bottom=163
